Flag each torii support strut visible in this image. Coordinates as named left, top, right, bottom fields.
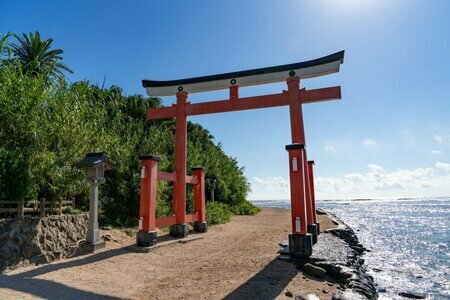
left=141, top=51, right=344, bottom=256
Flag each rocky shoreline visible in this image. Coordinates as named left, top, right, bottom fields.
left=280, top=209, right=378, bottom=299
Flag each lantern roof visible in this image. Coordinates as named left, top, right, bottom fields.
left=73, top=152, right=113, bottom=170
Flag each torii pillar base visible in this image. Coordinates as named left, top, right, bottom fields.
left=137, top=231, right=157, bottom=247
left=307, top=224, right=319, bottom=244
left=289, top=233, right=313, bottom=258
left=194, top=222, right=208, bottom=233
left=170, top=224, right=188, bottom=238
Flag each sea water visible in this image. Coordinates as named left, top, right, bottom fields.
left=251, top=198, right=450, bottom=299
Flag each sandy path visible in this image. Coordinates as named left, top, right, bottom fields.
left=0, top=208, right=338, bottom=300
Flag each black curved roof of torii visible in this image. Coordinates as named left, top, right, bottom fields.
left=142, top=50, right=345, bottom=88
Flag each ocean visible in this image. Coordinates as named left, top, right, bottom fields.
left=251, top=198, right=450, bottom=299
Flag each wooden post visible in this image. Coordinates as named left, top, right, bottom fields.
left=285, top=144, right=308, bottom=235
left=71, top=197, right=76, bottom=209
left=137, top=154, right=160, bottom=247
left=59, top=199, right=63, bottom=215
left=17, top=199, right=24, bottom=218
left=40, top=198, right=46, bottom=217
left=192, top=167, right=207, bottom=232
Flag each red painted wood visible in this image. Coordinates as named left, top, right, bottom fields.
left=302, top=86, right=341, bottom=104
left=174, top=92, right=188, bottom=224
left=139, top=158, right=158, bottom=232
left=185, top=92, right=289, bottom=116
left=287, top=148, right=308, bottom=235
left=308, top=161, right=317, bottom=224
left=303, top=150, right=314, bottom=225
left=287, top=77, right=305, bottom=144
left=186, top=175, right=199, bottom=185
left=147, top=105, right=176, bottom=120
left=193, top=169, right=206, bottom=223
left=155, top=216, right=176, bottom=227
left=156, top=172, right=199, bottom=185
left=229, top=85, right=239, bottom=100
left=146, top=87, right=340, bottom=120
left=157, top=171, right=177, bottom=182
left=185, top=213, right=200, bottom=223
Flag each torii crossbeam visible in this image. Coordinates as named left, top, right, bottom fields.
left=138, top=50, right=344, bottom=256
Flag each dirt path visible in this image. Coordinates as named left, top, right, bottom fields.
left=0, top=208, right=338, bottom=299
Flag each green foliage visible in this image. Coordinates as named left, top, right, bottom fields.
left=65, top=207, right=83, bottom=215
left=0, top=63, right=251, bottom=226
left=231, top=200, right=261, bottom=215
left=206, top=202, right=232, bottom=225
left=0, top=31, right=255, bottom=226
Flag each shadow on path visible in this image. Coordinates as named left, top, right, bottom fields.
left=225, top=258, right=299, bottom=299
left=0, top=246, right=134, bottom=299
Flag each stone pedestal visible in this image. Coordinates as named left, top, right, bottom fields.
left=307, top=224, right=319, bottom=244
left=289, top=233, right=313, bottom=257
left=85, top=241, right=106, bottom=253
left=169, top=224, right=188, bottom=238
left=86, top=183, right=100, bottom=245
left=137, top=231, right=157, bottom=247
left=194, top=222, right=208, bottom=233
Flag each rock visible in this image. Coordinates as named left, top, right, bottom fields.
left=372, top=268, right=382, bottom=272
left=306, top=294, right=320, bottom=300
left=278, top=240, right=288, bottom=247
left=285, top=291, right=293, bottom=297
left=102, top=235, right=113, bottom=242
left=102, top=226, right=112, bottom=230
left=302, top=263, right=327, bottom=278
left=323, top=289, right=329, bottom=294
left=398, top=291, right=426, bottom=299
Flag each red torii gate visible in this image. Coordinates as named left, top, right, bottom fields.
left=138, top=51, right=344, bottom=256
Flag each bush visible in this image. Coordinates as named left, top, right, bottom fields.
left=206, top=202, right=232, bottom=225
left=0, top=33, right=252, bottom=226
left=231, top=200, right=261, bottom=215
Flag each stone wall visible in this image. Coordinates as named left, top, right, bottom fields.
left=0, top=214, right=88, bottom=272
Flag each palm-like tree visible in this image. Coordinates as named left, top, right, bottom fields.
left=10, top=31, right=73, bottom=78
left=0, top=32, right=13, bottom=63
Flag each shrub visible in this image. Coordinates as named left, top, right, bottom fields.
left=206, top=202, right=232, bottom=225
left=231, top=200, right=261, bottom=216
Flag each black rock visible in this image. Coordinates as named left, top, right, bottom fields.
left=285, top=291, right=293, bottom=298
left=398, top=291, right=426, bottom=299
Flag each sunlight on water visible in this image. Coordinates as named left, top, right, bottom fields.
left=252, top=198, right=450, bottom=299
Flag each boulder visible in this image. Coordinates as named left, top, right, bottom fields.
left=302, top=263, right=327, bottom=278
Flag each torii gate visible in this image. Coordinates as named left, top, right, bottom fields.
left=137, top=50, right=344, bottom=257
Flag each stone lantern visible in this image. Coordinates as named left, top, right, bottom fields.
left=74, top=152, right=113, bottom=251
left=206, top=176, right=217, bottom=202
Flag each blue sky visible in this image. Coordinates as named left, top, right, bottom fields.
left=2, top=0, right=450, bottom=199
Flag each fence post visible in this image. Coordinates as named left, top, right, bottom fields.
left=40, top=198, right=46, bottom=217
left=17, top=199, right=24, bottom=218
left=71, top=197, right=76, bottom=209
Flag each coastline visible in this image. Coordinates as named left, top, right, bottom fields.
left=0, top=207, right=376, bottom=299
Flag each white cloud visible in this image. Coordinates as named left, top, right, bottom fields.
left=314, top=164, right=450, bottom=198
left=250, top=176, right=290, bottom=200
left=436, top=162, right=450, bottom=171
left=431, top=150, right=443, bottom=155
left=324, top=145, right=336, bottom=152
left=433, top=135, right=443, bottom=144
left=367, top=164, right=384, bottom=172
left=363, top=139, right=377, bottom=147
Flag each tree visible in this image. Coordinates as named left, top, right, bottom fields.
left=10, top=31, right=73, bottom=78
left=0, top=32, right=12, bottom=65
